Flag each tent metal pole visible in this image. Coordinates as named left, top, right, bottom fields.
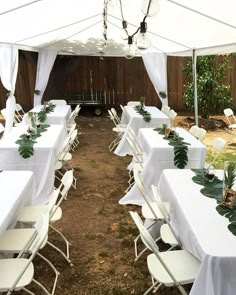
left=192, top=49, right=198, bottom=126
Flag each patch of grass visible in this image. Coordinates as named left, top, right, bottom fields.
left=207, top=151, right=236, bottom=169
left=121, top=237, right=133, bottom=248
left=98, top=251, right=109, bottom=258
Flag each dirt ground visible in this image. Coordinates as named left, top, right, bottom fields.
left=16, top=111, right=235, bottom=295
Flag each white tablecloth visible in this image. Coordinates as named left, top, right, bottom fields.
left=159, top=169, right=236, bottom=295
left=114, top=106, right=170, bottom=156
left=23, top=104, right=71, bottom=136
left=119, top=127, right=207, bottom=205
left=0, top=171, right=34, bottom=236
left=0, top=125, right=65, bottom=205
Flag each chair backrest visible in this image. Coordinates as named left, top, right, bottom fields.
left=126, top=136, right=143, bottom=166
left=197, top=128, right=207, bottom=142
left=0, top=122, right=4, bottom=133
left=120, top=104, right=125, bottom=112
left=127, top=101, right=140, bottom=106
left=133, top=167, right=164, bottom=221
left=108, top=109, right=118, bottom=127
left=208, top=137, right=226, bottom=168
left=161, top=104, right=170, bottom=115
left=59, top=170, right=74, bottom=200
left=1, top=108, right=6, bottom=120
left=189, top=125, right=206, bottom=142
left=151, top=185, right=169, bottom=222
left=56, top=136, right=70, bottom=162
left=29, top=212, right=50, bottom=254
left=15, top=103, right=25, bottom=113
left=224, top=108, right=236, bottom=126
left=50, top=99, right=67, bottom=105
left=126, top=126, right=143, bottom=155
left=111, top=108, right=121, bottom=123
left=69, top=129, right=78, bottom=146
left=188, top=125, right=199, bottom=138
left=167, top=109, right=177, bottom=120
left=129, top=211, right=152, bottom=251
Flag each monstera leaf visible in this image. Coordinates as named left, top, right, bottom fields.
left=216, top=205, right=236, bottom=236
left=37, top=111, right=47, bottom=123
left=15, top=135, right=37, bottom=159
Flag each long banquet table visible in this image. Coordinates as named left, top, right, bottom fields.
left=0, top=171, right=34, bottom=236
left=114, top=106, right=170, bottom=156
left=158, top=169, right=236, bottom=295
left=0, top=125, right=65, bottom=205
left=119, top=127, right=207, bottom=205
left=22, top=104, right=71, bottom=135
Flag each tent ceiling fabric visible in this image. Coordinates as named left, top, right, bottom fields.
left=0, top=0, right=236, bottom=56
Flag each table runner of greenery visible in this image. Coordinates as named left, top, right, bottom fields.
left=15, top=124, right=49, bottom=159
left=37, top=103, right=56, bottom=123
left=192, top=169, right=236, bottom=236
left=154, top=126, right=190, bottom=169
left=134, top=103, right=151, bottom=122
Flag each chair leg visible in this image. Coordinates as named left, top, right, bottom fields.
left=144, top=279, right=161, bottom=295
left=32, top=278, right=51, bottom=295
left=47, top=225, right=72, bottom=265
left=37, top=252, right=60, bottom=295
left=22, top=288, right=36, bottom=295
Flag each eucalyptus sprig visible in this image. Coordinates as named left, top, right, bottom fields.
left=134, top=103, right=151, bottom=122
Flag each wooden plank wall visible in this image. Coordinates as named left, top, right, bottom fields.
left=0, top=51, right=236, bottom=112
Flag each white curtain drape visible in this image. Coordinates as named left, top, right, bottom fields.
left=142, top=52, right=168, bottom=105
left=33, top=49, right=57, bottom=107
left=0, top=46, right=18, bottom=137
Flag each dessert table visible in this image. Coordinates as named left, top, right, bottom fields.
left=158, top=169, right=236, bottom=295
left=114, top=106, right=170, bottom=156
left=22, top=104, right=71, bottom=135
left=0, top=171, right=34, bottom=236
left=119, top=127, right=207, bottom=205
left=0, top=125, right=65, bottom=205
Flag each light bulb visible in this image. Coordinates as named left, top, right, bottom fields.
left=124, top=44, right=136, bottom=59
left=141, top=0, right=160, bottom=16
left=136, top=32, right=151, bottom=50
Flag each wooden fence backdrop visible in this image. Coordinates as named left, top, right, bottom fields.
left=0, top=51, right=236, bottom=112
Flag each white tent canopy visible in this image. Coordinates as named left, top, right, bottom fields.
left=0, top=0, right=236, bottom=57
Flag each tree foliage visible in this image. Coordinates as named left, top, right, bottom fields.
left=182, top=56, right=232, bottom=118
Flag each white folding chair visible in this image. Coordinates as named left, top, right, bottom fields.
left=205, top=137, right=226, bottom=169
left=17, top=171, right=74, bottom=265
left=130, top=211, right=200, bottom=295
left=131, top=168, right=178, bottom=262
left=0, top=211, right=59, bottom=295
left=161, top=104, right=170, bottom=115
left=0, top=213, right=53, bottom=295
left=15, top=103, right=25, bottom=121
left=108, top=109, right=126, bottom=152
left=224, top=108, right=236, bottom=129
left=189, top=125, right=207, bottom=142
left=50, top=99, right=67, bottom=105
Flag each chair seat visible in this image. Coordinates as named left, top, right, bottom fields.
left=142, top=202, right=170, bottom=220
left=18, top=205, right=62, bottom=223
left=0, top=259, right=34, bottom=291
left=0, top=229, right=35, bottom=253
left=160, top=224, right=179, bottom=246
left=50, top=207, right=62, bottom=222
left=229, top=124, right=236, bottom=129
left=147, top=250, right=200, bottom=287
left=112, top=127, right=126, bottom=133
